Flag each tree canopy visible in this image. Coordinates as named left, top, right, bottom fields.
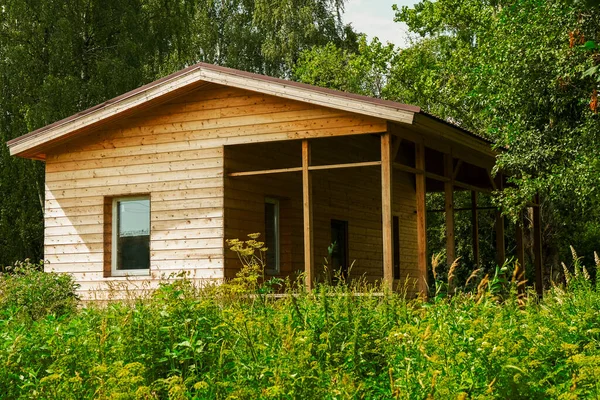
left=2, top=0, right=600, bottom=271
left=0, top=0, right=352, bottom=265
left=293, top=0, right=600, bottom=268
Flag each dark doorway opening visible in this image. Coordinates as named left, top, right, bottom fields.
left=331, top=219, right=349, bottom=281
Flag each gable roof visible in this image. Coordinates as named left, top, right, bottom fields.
left=7, top=62, right=493, bottom=159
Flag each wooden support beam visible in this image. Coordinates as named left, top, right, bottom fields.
left=392, top=162, right=421, bottom=175
left=495, top=174, right=506, bottom=267
left=309, top=161, right=381, bottom=171
left=392, top=136, right=402, bottom=160
left=415, top=141, right=428, bottom=295
left=302, top=140, right=314, bottom=290
left=228, top=167, right=302, bottom=177
left=393, top=163, right=449, bottom=182
left=381, top=132, right=394, bottom=290
left=453, top=180, right=493, bottom=194
left=471, top=191, right=480, bottom=267
left=533, top=194, right=543, bottom=297
left=392, top=162, right=493, bottom=193
left=487, top=170, right=497, bottom=191
left=444, top=154, right=455, bottom=268
left=428, top=206, right=497, bottom=213
left=453, top=160, right=463, bottom=180
left=229, top=161, right=382, bottom=177
left=515, top=212, right=525, bottom=292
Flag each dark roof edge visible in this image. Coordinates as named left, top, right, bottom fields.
left=419, top=111, right=495, bottom=146
left=7, top=62, right=422, bottom=147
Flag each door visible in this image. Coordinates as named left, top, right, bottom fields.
left=330, top=219, right=349, bottom=281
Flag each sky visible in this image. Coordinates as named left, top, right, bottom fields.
left=341, top=0, right=417, bottom=48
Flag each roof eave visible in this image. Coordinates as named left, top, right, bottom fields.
left=7, top=63, right=418, bottom=158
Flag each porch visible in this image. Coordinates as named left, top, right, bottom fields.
left=223, top=122, right=543, bottom=295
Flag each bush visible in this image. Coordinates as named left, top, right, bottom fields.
left=0, top=259, right=79, bottom=321
left=0, top=252, right=599, bottom=398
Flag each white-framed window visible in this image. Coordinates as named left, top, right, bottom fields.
left=264, top=197, right=280, bottom=274
left=111, top=196, right=151, bottom=276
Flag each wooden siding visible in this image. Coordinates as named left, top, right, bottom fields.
left=44, top=83, right=389, bottom=298
left=223, top=136, right=419, bottom=287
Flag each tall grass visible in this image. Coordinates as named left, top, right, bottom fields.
left=1, top=246, right=600, bottom=398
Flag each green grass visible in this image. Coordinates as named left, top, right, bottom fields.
left=1, top=255, right=600, bottom=399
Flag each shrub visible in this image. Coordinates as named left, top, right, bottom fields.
left=0, top=259, right=79, bottom=321
left=1, top=250, right=600, bottom=398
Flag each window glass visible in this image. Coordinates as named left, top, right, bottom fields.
left=114, top=197, right=150, bottom=272
left=264, top=198, right=279, bottom=273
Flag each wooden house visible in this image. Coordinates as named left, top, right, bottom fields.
left=7, top=63, right=542, bottom=299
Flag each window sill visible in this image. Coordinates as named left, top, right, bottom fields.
left=110, top=270, right=151, bottom=278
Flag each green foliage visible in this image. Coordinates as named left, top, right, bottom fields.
left=1, top=252, right=600, bottom=398
left=293, top=35, right=396, bottom=97
left=294, top=0, right=600, bottom=269
left=0, top=0, right=353, bottom=266
left=0, top=259, right=79, bottom=321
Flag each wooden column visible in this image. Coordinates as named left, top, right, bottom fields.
left=494, top=174, right=506, bottom=267
left=302, top=140, right=314, bottom=290
left=471, top=191, right=480, bottom=267
left=515, top=212, right=525, bottom=287
left=515, top=214, right=525, bottom=270
left=415, top=141, right=428, bottom=294
left=444, top=154, right=455, bottom=268
left=533, top=194, right=543, bottom=296
left=381, top=132, right=394, bottom=290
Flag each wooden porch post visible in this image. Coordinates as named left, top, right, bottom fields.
left=415, top=141, right=428, bottom=294
left=515, top=216, right=525, bottom=274
left=381, top=132, right=394, bottom=290
left=533, top=194, right=543, bottom=296
left=515, top=212, right=525, bottom=289
left=302, top=140, right=314, bottom=290
left=495, top=174, right=506, bottom=267
left=471, top=191, right=480, bottom=267
left=444, top=154, right=455, bottom=268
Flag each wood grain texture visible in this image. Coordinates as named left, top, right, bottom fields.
left=223, top=135, right=419, bottom=289
left=381, top=132, right=394, bottom=289
left=415, top=141, right=428, bottom=295
left=302, top=140, right=315, bottom=289
left=43, top=84, right=390, bottom=298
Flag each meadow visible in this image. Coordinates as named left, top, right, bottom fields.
left=1, top=248, right=599, bottom=399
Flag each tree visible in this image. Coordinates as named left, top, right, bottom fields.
left=391, top=0, right=600, bottom=266
left=0, top=0, right=352, bottom=265
left=293, top=0, right=600, bottom=271
left=293, top=35, right=395, bottom=98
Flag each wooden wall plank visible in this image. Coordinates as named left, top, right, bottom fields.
left=223, top=137, right=418, bottom=290
left=44, top=83, right=391, bottom=298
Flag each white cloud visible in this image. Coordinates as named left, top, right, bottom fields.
left=342, top=0, right=416, bottom=48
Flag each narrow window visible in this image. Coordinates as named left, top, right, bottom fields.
left=112, top=196, right=150, bottom=276
left=331, top=219, right=349, bottom=279
left=264, top=198, right=280, bottom=274
left=393, top=215, right=400, bottom=280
